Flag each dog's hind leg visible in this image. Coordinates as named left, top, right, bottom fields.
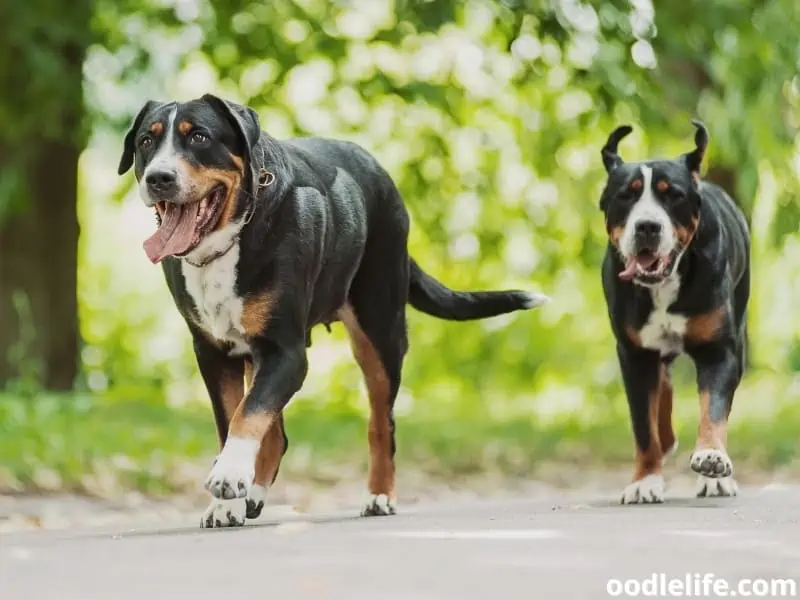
left=340, top=301, right=406, bottom=517
left=339, top=237, right=409, bottom=516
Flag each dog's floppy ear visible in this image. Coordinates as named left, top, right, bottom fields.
left=118, top=100, right=161, bottom=176
left=202, top=94, right=262, bottom=194
left=682, top=119, right=708, bottom=176
left=601, top=125, right=633, bottom=173
left=201, top=94, right=261, bottom=159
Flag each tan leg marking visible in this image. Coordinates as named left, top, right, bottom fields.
left=254, top=413, right=286, bottom=486
left=696, top=390, right=728, bottom=452
left=217, top=363, right=245, bottom=448
left=228, top=406, right=276, bottom=442
left=657, top=364, right=676, bottom=455
left=633, top=378, right=664, bottom=481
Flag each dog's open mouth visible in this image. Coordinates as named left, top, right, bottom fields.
left=618, top=250, right=673, bottom=283
left=143, top=186, right=226, bottom=264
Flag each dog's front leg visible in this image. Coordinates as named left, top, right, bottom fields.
left=191, top=331, right=251, bottom=527
left=205, top=339, right=308, bottom=502
left=687, top=343, right=740, bottom=497
left=617, top=344, right=667, bottom=504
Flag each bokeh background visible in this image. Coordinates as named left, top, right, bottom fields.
left=1, top=0, right=799, bottom=510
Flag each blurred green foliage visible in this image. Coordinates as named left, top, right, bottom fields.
left=3, top=0, right=800, bottom=491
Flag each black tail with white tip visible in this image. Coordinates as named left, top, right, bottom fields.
left=408, top=258, right=548, bottom=321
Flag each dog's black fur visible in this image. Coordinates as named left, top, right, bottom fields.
left=118, top=95, right=546, bottom=526
left=599, top=121, right=750, bottom=503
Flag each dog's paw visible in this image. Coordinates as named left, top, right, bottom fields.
left=205, top=461, right=253, bottom=500
left=361, top=494, right=396, bottom=517
left=204, top=439, right=257, bottom=500
left=690, top=448, right=733, bottom=478
left=621, top=474, right=665, bottom=505
left=696, top=475, right=738, bottom=498
left=201, top=498, right=247, bottom=528
left=245, top=484, right=267, bottom=519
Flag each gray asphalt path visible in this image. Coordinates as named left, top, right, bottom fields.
left=2, top=485, right=799, bottom=600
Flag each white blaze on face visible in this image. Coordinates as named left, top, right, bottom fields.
left=619, top=165, right=676, bottom=259
left=139, top=106, right=185, bottom=207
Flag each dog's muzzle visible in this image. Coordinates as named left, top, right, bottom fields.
left=633, top=220, right=663, bottom=255
left=145, top=169, right=179, bottom=201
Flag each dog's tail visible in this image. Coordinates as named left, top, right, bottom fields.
left=407, top=258, right=549, bottom=321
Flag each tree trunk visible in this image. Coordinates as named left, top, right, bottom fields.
left=0, top=18, right=88, bottom=390
left=0, top=142, right=82, bottom=390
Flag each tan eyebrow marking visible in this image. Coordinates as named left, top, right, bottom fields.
left=148, top=122, right=164, bottom=135
left=178, top=120, right=193, bottom=135
left=656, top=179, right=669, bottom=193
left=630, top=179, right=642, bottom=191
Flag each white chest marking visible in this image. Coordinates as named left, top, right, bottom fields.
left=638, top=274, right=686, bottom=356
left=181, top=242, right=249, bottom=356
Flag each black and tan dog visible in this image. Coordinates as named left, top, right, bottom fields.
left=598, top=121, right=749, bottom=504
left=117, top=94, right=548, bottom=527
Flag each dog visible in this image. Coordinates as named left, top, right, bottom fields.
left=117, top=94, right=548, bottom=527
left=598, top=121, right=750, bottom=504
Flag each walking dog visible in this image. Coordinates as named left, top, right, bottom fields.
left=598, top=121, right=749, bottom=503
left=118, top=94, right=548, bottom=527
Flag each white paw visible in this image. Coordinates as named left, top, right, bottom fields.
left=361, top=494, right=396, bottom=517
left=621, top=474, right=665, bottom=505
left=201, top=498, right=247, bottom=528
left=690, top=448, right=733, bottom=478
left=205, top=437, right=258, bottom=500
left=696, top=475, right=738, bottom=498
left=245, top=484, right=267, bottom=519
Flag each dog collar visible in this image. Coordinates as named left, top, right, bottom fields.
left=183, top=237, right=238, bottom=268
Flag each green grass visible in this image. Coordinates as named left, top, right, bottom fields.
left=2, top=376, right=800, bottom=496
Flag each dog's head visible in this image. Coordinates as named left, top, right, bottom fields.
left=118, top=95, right=262, bottom=264
left=599, top=121, right=708, bottom=286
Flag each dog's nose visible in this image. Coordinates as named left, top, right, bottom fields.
left=635, top=220, right=662, bottom=238
left=145, top=170, right=177, bottom=195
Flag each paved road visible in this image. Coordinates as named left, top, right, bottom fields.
left=2, top=484, right=799, bottom=599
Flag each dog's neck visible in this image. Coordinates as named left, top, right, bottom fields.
left=183, top=221, right=243, bottom=268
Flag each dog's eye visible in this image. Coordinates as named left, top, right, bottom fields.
left=189, top=131, right=209, bottom=146
left=138, top=135, right=153, bottom=150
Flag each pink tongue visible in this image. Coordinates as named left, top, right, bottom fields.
left=619, top=258, right=638, bottom=281
left=143, top=202, right=201, bottom=264
left=619, top=255, right=658, bottom=281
